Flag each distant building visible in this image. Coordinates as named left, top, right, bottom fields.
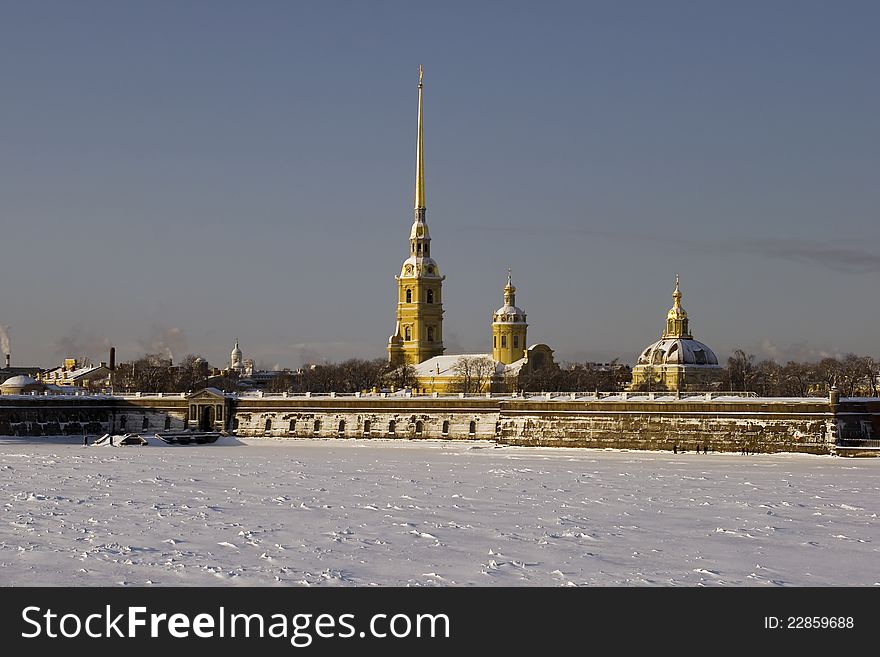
left=630, top=276, right=723, bottom=391
left=223, top=339, right=296, bottom=390
left=0, top=365, right=43, bottom=385
left=39, top=358, right=111, bottom=391
left=0, top=374, right=44, bottom=395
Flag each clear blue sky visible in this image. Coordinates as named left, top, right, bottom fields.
left=1, top=1, right=878, bottom=369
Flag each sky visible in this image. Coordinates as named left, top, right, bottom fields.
left=1, top=1, right=878, bottom=369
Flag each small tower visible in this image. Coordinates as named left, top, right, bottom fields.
left=388, top=66, right=445, bottom=366
left=664, top=274, right=692, bottom=339
left=492, top=269, right=528, bottom=364
left=230, top=339, right=243, bottom=373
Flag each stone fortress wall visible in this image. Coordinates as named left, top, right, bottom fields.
left=3, top=389, right=878, bottom=455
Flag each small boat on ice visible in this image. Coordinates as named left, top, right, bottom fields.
left=90, top=433, right=148, bottom=446
left=154, top=430, right=224, bottom=445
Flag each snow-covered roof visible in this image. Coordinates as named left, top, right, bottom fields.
left=500, top=356, right=528, bottom=375
left=399, top=256, right=441, bottom=278
left=637, top=338, right=720, bottom=367
left=44, top=364, right=109, bottom=380
left=411, top=354, right=507, bottom=378
left=493, top=304, right=527, bottom=323
left=0, top=375, right=39, bottom=388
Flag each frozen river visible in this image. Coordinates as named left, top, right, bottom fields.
left=1, top=437, right=877, bottom=586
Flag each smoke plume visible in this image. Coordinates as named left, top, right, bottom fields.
left=138, top=325, right=187, bottom=362
left=0, top=325, right=9, bottom=355
left=54, top=328, right=112, bottom=361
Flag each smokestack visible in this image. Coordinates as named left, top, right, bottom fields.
left=109, top=347, right=116, bottom=371
left=4, top=354, right=8, bottom=369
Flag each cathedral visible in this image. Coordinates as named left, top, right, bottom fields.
left=630, top=276, right=723, bottom=391
left=387, top=68, right=554, bottom=393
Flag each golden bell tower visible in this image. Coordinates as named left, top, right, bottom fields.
left=664, top=274, right=692, bottom=339
left=388, top=66, right=445, bottom=366
left=492, top=269, right=528, bottom=364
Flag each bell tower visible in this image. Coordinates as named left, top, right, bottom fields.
left=663, top=274, right=692, bottom=339
left=388, top=66, right=445, bottom=366
left=492, top=269, right=528, bottom=364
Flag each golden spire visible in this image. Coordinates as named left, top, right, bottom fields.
left=414, top=65, right=425, bottom=210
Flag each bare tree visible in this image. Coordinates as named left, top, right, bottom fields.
left=173, top=354, right=211, bottom=392
left=779, top=361, right=815, bottom=397
left=837, top=354, right=872, bottom=397
left=727, top=350, right=756, bottom=392
left=384, top=363, right=418, bottom=390
left=451, top=356, right=496, bottom=394
left=266, top=372, right=296, bottom=393
left=815, top=357, right=842, bottom=392
left=117, top=353, right=174, bottom=392
left=866, top=357, right=880, bottom=397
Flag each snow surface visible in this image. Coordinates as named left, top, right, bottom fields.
left=1, top=437, right=878, bottom=586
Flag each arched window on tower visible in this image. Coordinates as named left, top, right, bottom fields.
left=405, top=326, right=412, bottom=341
left=427, top=326, right=434, bottom=342
left=493, top=335, right=497, bottom=348
left=424, top=244, right=429, bottom=256
left=501, top=335, right=507, bottom=348
left=427, top=289, right=434, bottom=304
left=417, top=243, right=422, bottom=255
left=406, top=289, right=412, bottom=303
left=513, top=335, right=519, bottom=348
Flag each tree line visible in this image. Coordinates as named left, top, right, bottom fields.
left=724, top=350, right=879, bottom=397
left=109, top=350, right=880, bottom=397
left=113, top=354, right=418, bottom=394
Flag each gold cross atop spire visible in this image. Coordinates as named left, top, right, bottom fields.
left=414, top=65, right=425, bottom=210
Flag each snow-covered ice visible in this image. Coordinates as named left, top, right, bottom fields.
left=0, top=437, right=878, bottom=586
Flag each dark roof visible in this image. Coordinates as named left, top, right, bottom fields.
left=0, top=367, right=44, bottom=383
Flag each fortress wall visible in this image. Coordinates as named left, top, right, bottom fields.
left=496, top=400, right=835, bottom=454
left=231, top=396, right=838, bottom=454
left=0, top=395, right=188, bottom=436
left=116, top=395, right=189, bottom=432
left=232, top=396, right=501, bottom=441
left=0, top=393, right=873, bottom=456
